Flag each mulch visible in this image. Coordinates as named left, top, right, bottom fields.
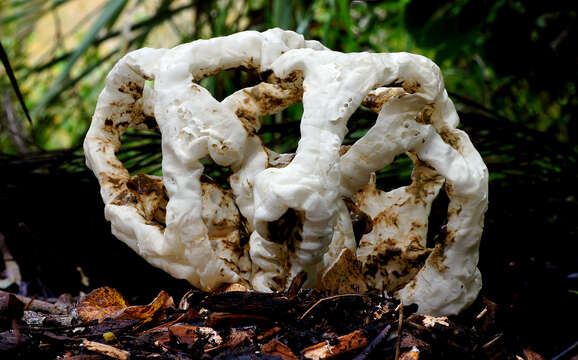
left=0, top=272, right=554, bottom=360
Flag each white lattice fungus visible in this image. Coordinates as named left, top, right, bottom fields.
left=338, top=73, right=488, bottom=315
left=85, top=29, right=488, bottom=315
left=84, top=29, right=324, bottom=291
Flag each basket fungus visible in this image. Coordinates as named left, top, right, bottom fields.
left=84, top=29, right=488, bottom=316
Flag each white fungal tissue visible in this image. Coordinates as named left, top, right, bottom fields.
left=84, top=29, right=488, bottom=315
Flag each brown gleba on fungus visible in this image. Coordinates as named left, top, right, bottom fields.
left=84, top=29, right=488, bottom=316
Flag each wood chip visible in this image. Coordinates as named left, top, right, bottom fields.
left=0, top=290, right=65, bottom=314
left=257, top=326, right=282, bottom=340
left=286, top=271, right=307, bottom=299
left=303, top=330, right=368, bottom=359
left=82, top=339, right=130, bottom=360
left=261, top=339, right=299, bottom=360
left=352, top=324, right=391, bottom=360
left=475, top=306, right=488, bottom=320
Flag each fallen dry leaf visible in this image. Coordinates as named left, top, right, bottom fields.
left=77, top=287, right=127, bottom=323
left=77, top=287, right=172, bottom=323
left=118, top=290, right=173, bottom=322
left=320, top=248, right=368, bottom=295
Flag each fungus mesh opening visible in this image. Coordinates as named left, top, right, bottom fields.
left=259, top=102, right=303, bottom=154
left=117, top=130, right=162, bottom=176
left=426, top=188, right=450, bottom=249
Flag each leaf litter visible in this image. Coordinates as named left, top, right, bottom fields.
left=0, top=273, right=551, bottom=359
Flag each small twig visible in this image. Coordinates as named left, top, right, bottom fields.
left=257, top=326, right=282, bottom=341
left=481, top=333, right=503, bottom=350
left=551, top=341, right=578, bottom=360
left=303, top=330, right=368, bottom=359
left=299, top=294, right=369, bottom=320
left=394, top=305, right=404, bottom=360
left=475, top=306, right=488, bottom=320
left=353, top=324, right=391, bottom=360
left=0, top=290, right=65, bottom=314
left=406, top=319, right=429, bottom=332
left=82, top=339, right=130, bottom=360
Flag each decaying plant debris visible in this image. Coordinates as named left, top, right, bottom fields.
left=0, top=278, right=547, bottom=359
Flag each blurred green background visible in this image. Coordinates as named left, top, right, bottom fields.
left=0, top=0, right=577, bottom=355
left=1, top=0, right=576, bottom=153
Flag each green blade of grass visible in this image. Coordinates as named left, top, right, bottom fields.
left=0, top=0, right=73, bottom=25
left=272, top=0, right=293, bottom=30
left=31, top=0, right=128, bottom=119
left=0, top=41, right=33, bottom=125
left=27, top=1, right=193, bottom=75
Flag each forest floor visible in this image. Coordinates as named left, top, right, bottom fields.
left=0, top=269, right=570, bottom=360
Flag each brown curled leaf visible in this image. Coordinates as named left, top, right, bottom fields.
left=118, top=290, right=173, bottom=322
left=320, top=248, right=368, bottom=295
left=77, top=287, right=173, bottom=323
left=77, top=287, right=127, bottom=323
